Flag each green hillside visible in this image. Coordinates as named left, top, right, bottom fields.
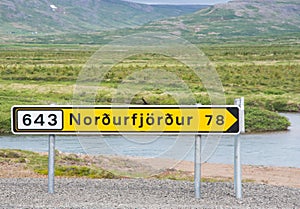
left=12, top=0, right=300, bottom=44
left=0, top=0, right=206, bottom=35
left=144, top=0, right=300, bottom=43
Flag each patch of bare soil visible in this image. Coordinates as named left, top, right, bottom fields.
left=131, top=157, right=300, bottom=188
left=0, top=162, right=44, bottom=178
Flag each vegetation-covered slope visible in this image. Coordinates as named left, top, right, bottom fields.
left=12, top=0, right=300, bottom=44
left=143, top=0, right=300, bottom=42
left=0, top=0, right=206, bottom=35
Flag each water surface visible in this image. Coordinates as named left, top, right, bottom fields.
left=1, top=113, right=299, bottom=168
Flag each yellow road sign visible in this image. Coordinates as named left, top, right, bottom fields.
left=11, top=105, right=240, bottom=134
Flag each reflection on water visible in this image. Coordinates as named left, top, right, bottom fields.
left=0, top=113, right=299, bottom=168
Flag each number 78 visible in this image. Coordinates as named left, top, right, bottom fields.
left=205, top=115, right=224, bottom=126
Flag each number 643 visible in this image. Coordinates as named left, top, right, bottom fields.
left=23, top=114, right=58, bottom=126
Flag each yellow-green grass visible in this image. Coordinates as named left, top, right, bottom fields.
left=0, top=44, right=298, bottom=134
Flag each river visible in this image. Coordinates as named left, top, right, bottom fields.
left=1, top=113, right=299, bottom=168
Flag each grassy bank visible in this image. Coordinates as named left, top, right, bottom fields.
left=0, top=149, right=180, bottom=179
left=0, top=149, right=121, bottom=179
left=0, top=149, right=257, bottom=183
left=0, top=43, right=299, bottom=134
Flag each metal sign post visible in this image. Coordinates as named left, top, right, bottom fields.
left=194, top=135, right=202, bottom=198
left=234, top=134, right=242, bottom=198
left=48, top=134, right=55, bottom=194
left=234, top=97, right=245, bottom=199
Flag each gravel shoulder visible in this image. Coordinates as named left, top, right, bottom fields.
left=1, top=154, right=300, bottom=208
left=0, top=178, right=299, bottom=209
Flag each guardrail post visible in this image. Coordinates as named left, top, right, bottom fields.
left=194, top=135, right=201, bottom=198
left=48, top=134, right=55, bottom=194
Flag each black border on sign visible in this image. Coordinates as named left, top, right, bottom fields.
left=11, top=105, right=240, bottom=135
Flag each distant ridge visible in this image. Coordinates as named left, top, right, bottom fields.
left=2, top=0, right=299, bottom=44
left=0, top=0, right=207, bottom=35
left=143, top=0, right=300, bottom=42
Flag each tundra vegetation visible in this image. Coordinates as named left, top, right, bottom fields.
left=0, top=43, right=299, bottom=134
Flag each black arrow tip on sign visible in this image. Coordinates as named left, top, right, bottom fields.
left=227, top=107, right=240, bottom=133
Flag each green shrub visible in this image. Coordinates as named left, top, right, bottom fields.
left=265, top=99, right=299, bottom=112
left=245, top=107, right=291, bottom=132
left=55, top=166, right=116, bottom=179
